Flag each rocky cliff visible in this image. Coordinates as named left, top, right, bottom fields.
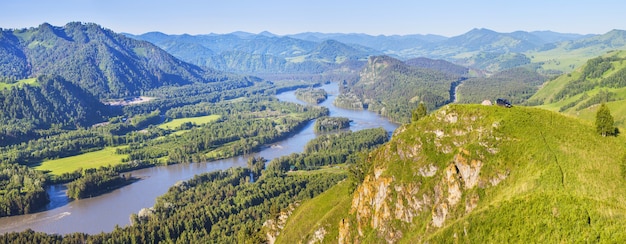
left=281, top=104, right=626, bottom=243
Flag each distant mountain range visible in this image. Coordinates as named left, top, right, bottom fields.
left=126, top=28, right=626, bottom=75
left=126, top=32, right=379, bottom=74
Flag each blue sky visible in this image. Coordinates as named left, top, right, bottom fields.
left=1, top=0, right=624, bottom=36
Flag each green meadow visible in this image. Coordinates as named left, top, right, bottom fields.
left=35, top=146, right=127, bottom=175
left=0, top=78, right=38, bottom=89
left=158, top=114, right=221, bottom=130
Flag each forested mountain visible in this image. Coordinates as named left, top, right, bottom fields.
left=405, top=57, right=469, bottom=76
left=0, top=75, right=110, bottom=145
left=127, top=28, right=608, bottom=75
left=456, top=67, right=547, bottom=104
left=336, top=56, right=462, bottom=123
left=0, top=22, right=228, bottom=99
left=127, top=32, right=378, bottom=75
left=286, top=32, right=445, bottom=52
left=277, top=105, right=626, bottom=243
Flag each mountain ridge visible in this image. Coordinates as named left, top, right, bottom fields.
left=125, top=28, right=616, bottom=75
left=0, top=22, right=230, bottom=99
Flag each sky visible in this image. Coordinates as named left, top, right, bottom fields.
left=1, top=0, right=625, bottom=37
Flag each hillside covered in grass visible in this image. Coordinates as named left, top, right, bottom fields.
left=276, top=104, right=626, bottom=243
left=528, top=50, right=626, bottom=127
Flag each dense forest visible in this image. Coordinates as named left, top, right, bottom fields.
left=0, top=74, right=326, bottom=213
left=0, top=75, right=111, bottom=146
left=456, top=67, right=547, bottom=104
left=337, top=55, right=462, bottom=123
left=0, top=166, right=346, bottom=243
left=0, top=124, right=386, bottom=242
left=294, top=87, right=327, bottom=104
left=0, top=22, right=231, bottom=99
left=267, top=128, right=388, bottom=171
left=0, top=163, right=48, bottom=217
left=66, top=167, right=136, bottom=199
left=313, top=116, right=351, bottom=133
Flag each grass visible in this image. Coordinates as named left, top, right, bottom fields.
left=417, top=105, right=626, bottom=241
left=279, top=104, right=626, bottom=242
left=286, top=165, right=348, bottom=176
left=0, top=78, right=38, bottom=89
left=526, top=42, right=626, bottom=73
left=530, top=50, right=626, bottom=129
left=158, top=114, right=221, bottom=130
left=275, top=180, right=352, bottom=243
left=35, top=146, right=127, bottom=175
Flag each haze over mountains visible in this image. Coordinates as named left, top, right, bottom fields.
left=126, top=28, right=626, bottom=75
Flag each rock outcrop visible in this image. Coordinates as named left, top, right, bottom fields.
left=339, top=105, right=508, bottom=243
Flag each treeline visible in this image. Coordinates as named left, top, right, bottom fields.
left=314, top=116, right=350, bottom=133
left=333, top=91, right=364, bottom=110
left=267, top=128, right=388, bottom=171
left=0, top=163, right=48, bottom=217
left=456, top=67, right=547, bottom=105
left=122, top=80, right=267, bottom=117
left=294, top=87, right=327, bottom=104
left=0, top=167, right=345, bottom=243
left=339, top=56, right=461, bottom=123
left=66, top=168, right=135, bottom=199
left=0, top=75, right=111, bottom=146
left=552, top=56, right=626, bottom=102
left=121, top=99, right=328, bottom=164
left=0, top=115, right=168, bottom=165
left=559, top=90, right=617, bottom=112
left=0, top=94, right=326, bottom=217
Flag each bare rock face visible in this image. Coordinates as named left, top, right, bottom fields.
left=339, top=106, right=509, bottom=242
left=263, top=203, right=299, bottom=244
left=454, top=149, right=483, bottom=189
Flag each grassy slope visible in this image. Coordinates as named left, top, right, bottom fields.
left=530, top=50, right=626, bottom=128
left=275, top=180, right=352, bottom=243
left=281, top=104, right=626, bottom=242
left=35, top=146, right=126, bottom=175
left=527, top=40, right=626, bottom=73
left=420, top=105, right=626, bottom=242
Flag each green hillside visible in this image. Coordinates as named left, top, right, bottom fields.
left=277, top=104, right=626, bottom=242
left=527, top=30, right=626, bottom=73
left=528, top=50, right=626, bottom=127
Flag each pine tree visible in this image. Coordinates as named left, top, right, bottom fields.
left=412, top=102, right=428, bottom=122
left=596, top=103, right=616, bottom=137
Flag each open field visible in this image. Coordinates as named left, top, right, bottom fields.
left=158, top=115, right=221, bottom=130
left=0, top=78, right=38, bottom=89
left=35, top=146, right=127, bottom=175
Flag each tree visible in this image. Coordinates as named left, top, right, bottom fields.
left=596, top=103, right=616, bottom=137
left=247, top=156, right=266, bottom=177
left=412, top=102, right=428, bottom=122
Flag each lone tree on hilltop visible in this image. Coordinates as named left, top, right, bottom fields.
left=412, top=102, right=428, bottom=122
left=596, top=103, right=617, bottom=137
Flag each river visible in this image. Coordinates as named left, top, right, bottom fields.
left=0, top=83, right=398, bottom=235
